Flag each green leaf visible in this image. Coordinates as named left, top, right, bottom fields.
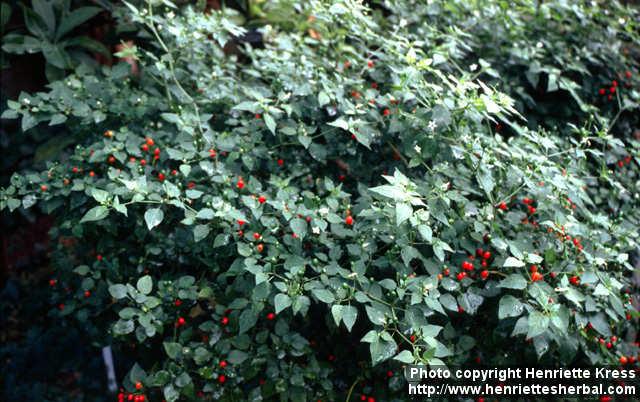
left=227, top=350, right=248, bottom=365
left=91, top=188, right=109, bottom=203
left=418, top=225, right=432, bottom=243
left=527, top=311, right=550, bottom=338
left=32, top=0, right=55, bottom=36
left=503, top=257, right=525, bottom=267
left=274, top=293, right=292, bottom=314
left=108, top=284, right=127, bottom=299
left=498, top=295, right=524, bottom=319
left=66, top=36, right=110, bottom=56
left=318, top=91, right=330, bottom=106
left=365, top=305, right=386, bottom=325
left=264, top=113, right=276, bottom=134
left=144, top=208, right=164, bottom=230
left=393, top=350, right=414, bottom=363
left=56, top=7, right=102, bottom=40
left=499, top=274, right=528, bottom=290
left=311, top=288, right=334, bottom=303
left=290, top=218, right=308, bottom=237
left=163, top=342, right=181, bottom=359
left=331, top=305, right=344, bottom=326
left=113, top=319, right=134, bottom=334
left=80, top=206, right=109, bottom=223
left=342, top=305, right=358, bottom=332
left=238, top=309, right=258, bottom=334
left=476, top=165, right=495, bottom=196
left=370, top=337, right=397, bottom=366
left=137, top=275, right=153, bottom=295
left=395, top=202, right=412, bottom=225
left=193, top=225, right=210, bottom=242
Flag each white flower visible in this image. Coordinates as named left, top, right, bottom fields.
left=619, top=18, right=626, bottom=25
left=318, top=207, right=329, bottom=215
left=312, top=226, right=320, bottom=234
left=536, top=41, right=543, bottom=48
left=469, top=63, right=478, bottom=72
left=428, top=120, right=437, bottom=132
left=414, top=144, right=422, bottom=153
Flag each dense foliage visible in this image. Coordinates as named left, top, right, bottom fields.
left=1, top=1, right=639, bottom=401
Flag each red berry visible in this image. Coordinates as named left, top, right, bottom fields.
left=382, top=108, right=390, bottom=116
left=141, top=144, right=149, bottom=152
left=154, top=147, right=160, bottom=156
left=96, top=254, right=103, bottom=261
left=368, top=397, right=375, bottom=402
left=258, top=196, right=266, bottom=204
left=221, top=317, right=229, bottom=325
left=483, top=251, right=491, bottom=260
left=84, top=290, right=91, bottom=298
left=253, top=232, right=261, bottom=240
left=476, top=248, right=483, bottom=257
left=219, top=360, right=228, bottom=368
left=367, top=60, right=374, bottom=68
left=174, top=299, right=182, bottom=307
left=371, top=82, right=378, bottom=89
left=619, top=356, right=628, bottom=365
left=522, top=197, right=531, bottom=204
left=140, top=159, right=146, bottom=166
left=146, top=137, right=154, bottom=146
left=599, top=88, right=605, bottom=95
left=236, top=180, right=244, bottom=189
left=177, top=317, right=185, bottom=326
left=277, top=158, right=284, bottom=166
left=171, top=169, right=178, bottom=176
left=255, top=113, right=261, bottom=119
left=610, top=86, right=616, bottom=93
left=108, top=156, right=116, bottom=164
left=480, top=270, right=489, bottom=279
left=158, top=173, right=165, bottom=182
left=569, top=276, right=580, bottom=285
left=612, top=80, right=618, bottom=87
left=443, top=268, right=450, bottom=276
left=345, top=216, right=354, bottom=226
left=72, top=166, right=79, bottom=173
left=410, top=335, right=416, bottom=342
left=360, top=396, right=366, bottom=401
left=237, top=220, right=245, bottom=226
left=481, top=260, right=487, bottom=268
left=209, top=149, right=216, bottom=157
left=135, top=382, right=142, bottom=390
left=498, top=202, right=507, bottom=211
left=611, top=336, right=617, bottom=343
left=456, top=272, right=466, bottom=281
left=606, top=342, right=612, bottom=349
left=267, top=312, right=275, bottom=321
left=218, top=374, right=226, bottom=384
left=530, top=265, right=538, bottom=273
left=531, top=272, right=543, bottom=282
left=49, top=279, right=57, bottom=286
left=40, top=184, right=48, bottom=192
